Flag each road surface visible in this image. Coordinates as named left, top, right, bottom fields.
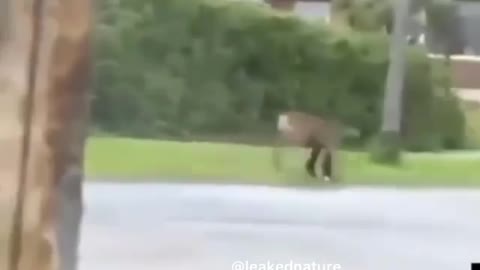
left=79, top=182, right=480, bottom=270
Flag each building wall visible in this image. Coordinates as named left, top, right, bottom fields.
left=430, top=55, right=480, bottom=90
left=451, top=58, right=480, bottom=90
left=293, top=1, right=330, bottom=22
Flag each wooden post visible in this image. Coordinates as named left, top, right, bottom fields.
left=0, top=0, right=92, bottom=270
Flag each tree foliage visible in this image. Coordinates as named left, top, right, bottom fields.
left=330, top=0, right=465, bottom=53
left=92, top=0, right=465, bottom=150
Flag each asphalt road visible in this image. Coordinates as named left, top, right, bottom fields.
left=79, top=182, right=480, bottom=270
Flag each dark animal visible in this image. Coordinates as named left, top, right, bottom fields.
left=272, top=111, right=348, bottom=182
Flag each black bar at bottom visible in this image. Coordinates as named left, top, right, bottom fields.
left=472, top=263, right=480, bottom=270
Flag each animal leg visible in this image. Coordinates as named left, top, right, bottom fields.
left=322, top=149, right=333, bottom=182
left=305, top=144, right=321, bottom=178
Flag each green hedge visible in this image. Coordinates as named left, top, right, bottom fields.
left=431, top=61, right=467, bottom=150
left=401, top=51, right=466, bottom=151
left=92, top=0, right=465, bottom=150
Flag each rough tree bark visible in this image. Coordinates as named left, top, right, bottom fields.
left=0, top=0, right=92, bottom=270
left=372, top=0, right=411, bottom=164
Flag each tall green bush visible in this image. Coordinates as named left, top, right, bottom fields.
left=92, top=0, right=465, bottom=150
left=431, top=61, right=467, bottom=149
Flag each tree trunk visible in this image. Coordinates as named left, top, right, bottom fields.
left=373, top=0, right=411, bottom=164
left=0, top=1, right=92, bottom=270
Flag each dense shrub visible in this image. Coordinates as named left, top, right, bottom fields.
left=92, top=0, right=465, bottom=150
left=431, top=61, right=467, bottom=149
left=401, top=48, right=439, bottom=151
left=402, top=54, right=467, bottom=151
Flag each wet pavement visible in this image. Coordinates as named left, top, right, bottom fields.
left=79, top=182, right=480, bottom=270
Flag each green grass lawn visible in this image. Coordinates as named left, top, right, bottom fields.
left=85, top=137, right=480, bottom=187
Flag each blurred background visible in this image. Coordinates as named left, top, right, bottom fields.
left=84, top=0, right=480, bottom=269
left=87, top=0, right=480, bottom=184
left=3, top=1, right=480, bottom=270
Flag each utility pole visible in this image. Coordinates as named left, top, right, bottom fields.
left=373, top=0, right=411, bottom=163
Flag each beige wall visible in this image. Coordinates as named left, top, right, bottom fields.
left=450, top=58, right=480, bottom=90
left=430, top=55, right=480, bottom=90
